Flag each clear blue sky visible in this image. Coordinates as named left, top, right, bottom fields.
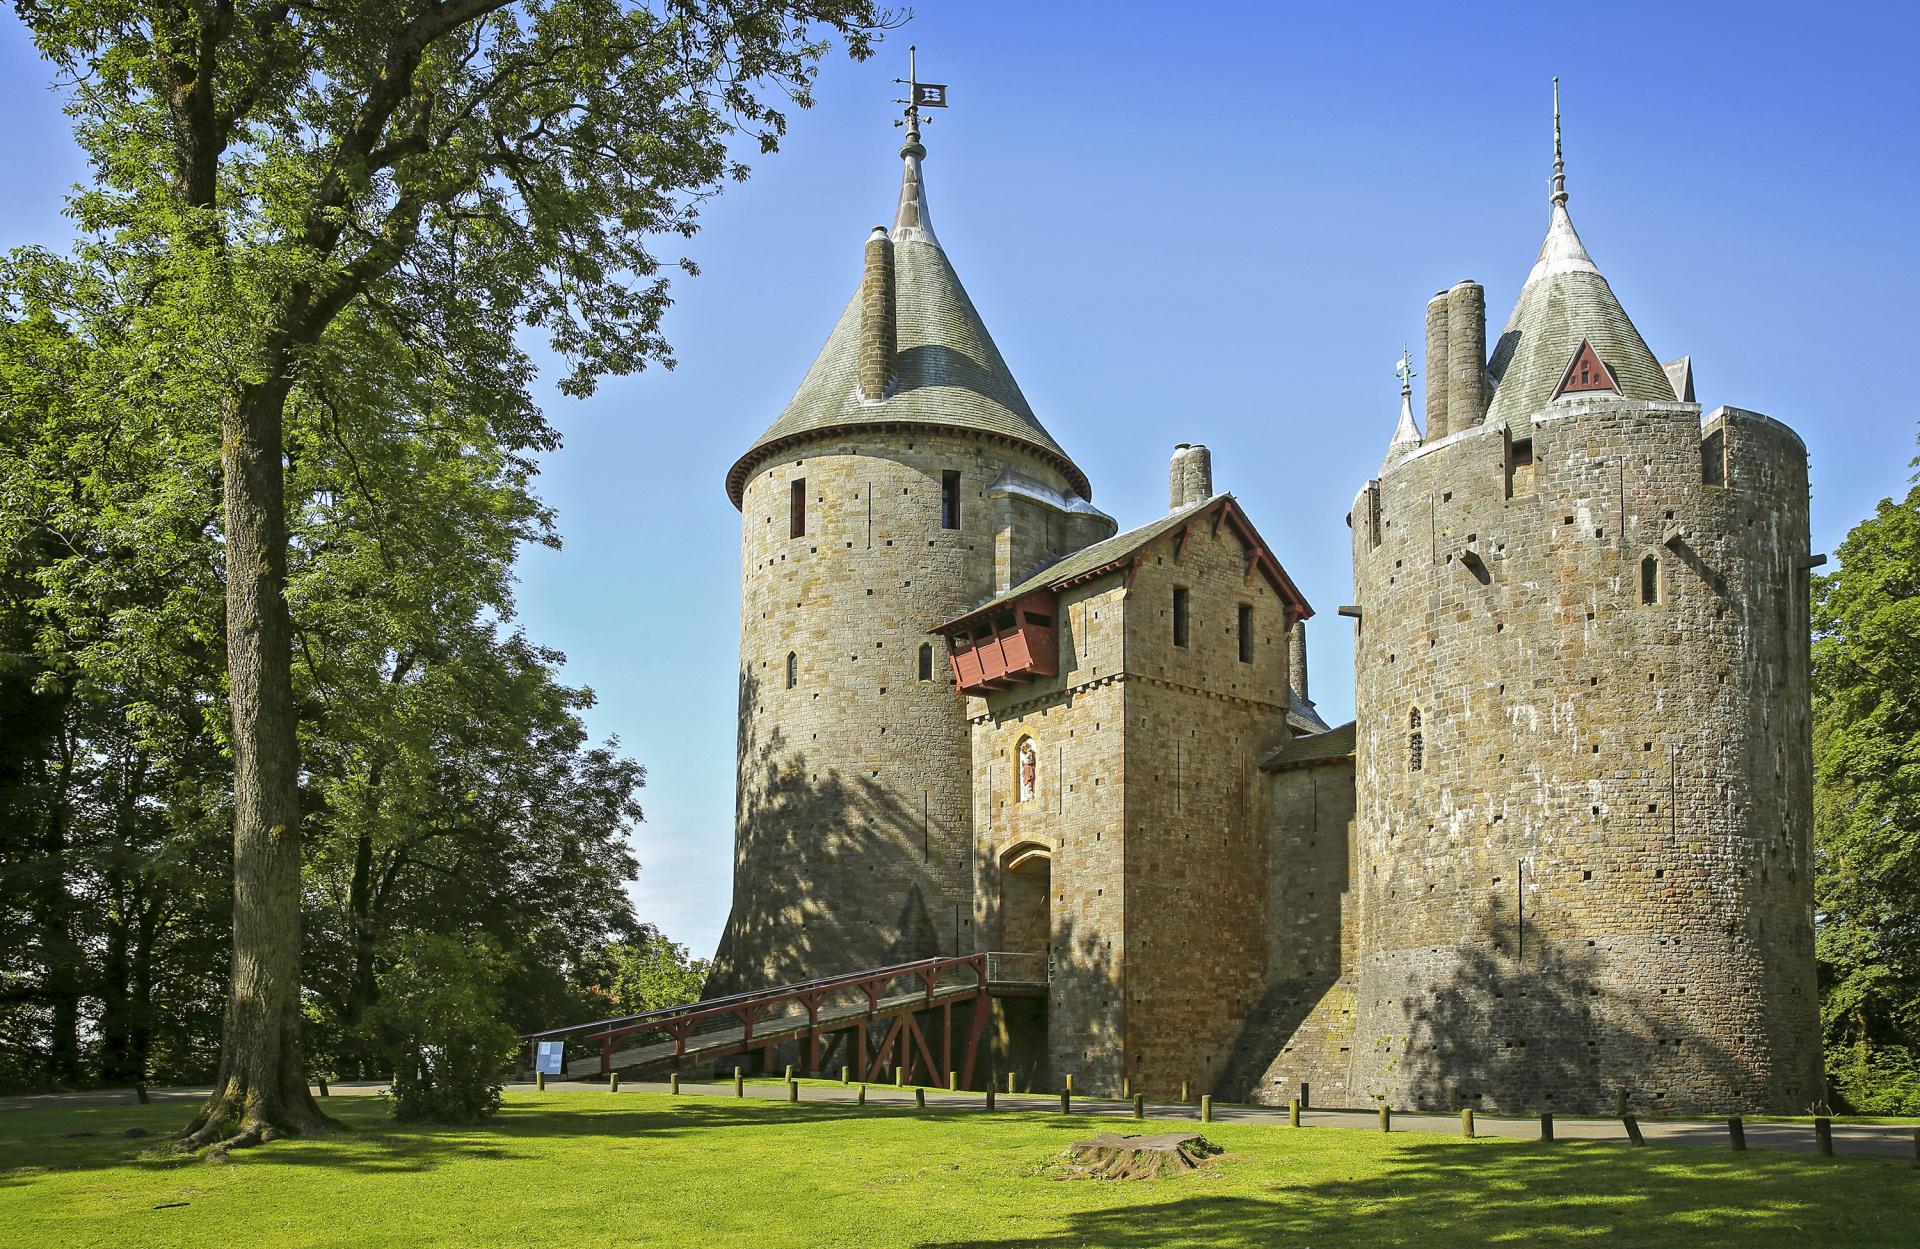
left=3, top=3, right=1915, bottom=961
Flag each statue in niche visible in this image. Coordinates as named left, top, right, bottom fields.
left=1017, top=738, right=1037, bottom=803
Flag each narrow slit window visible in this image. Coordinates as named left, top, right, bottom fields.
left=941, top=470, right=961, bottom=530
left=1410, top=707, right=1424, bottom=772
left=1507, top=437, right=1535, bottom=498
left=785, top=651, right=798, bottom=689
left=789, top=479, right=806, bottom=538
left=1641, top=555, right=1660, bottom=605
left=1237, top=603, right=1254, bottom=663
left=1172, top=587, right=1190, bottom=649
left=917, top=643, right=933, bottom=682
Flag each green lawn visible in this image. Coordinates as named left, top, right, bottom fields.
left=1, top=1090, right=1913, bottom=1248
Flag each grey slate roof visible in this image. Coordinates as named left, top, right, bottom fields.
left=726, top=151, right=1088, bottom=506
left=1287, top=691, right=1331, bottom=735
left=1485, top=203, right=1672, bottom=426
left=1260, top=720, right=1356, bottom=770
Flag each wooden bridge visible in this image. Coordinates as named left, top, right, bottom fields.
left=520, top=953, right=1048, bottom=1088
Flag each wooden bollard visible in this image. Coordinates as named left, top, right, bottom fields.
left=1623, top=1114, right=1644, bottom=1145
left=1540, top=1111, right=1555, bottom=1142
left=915, top=1087, right=926, bottom=1109
left=841, top=1066, right=850, bottom=1085
left=895, top=1067, right=904, bottom=1088
left=787, top=1079, right=798, bottom=1103
left=1379, top=1103, right=1391, bottom=1133
left=784, top=1063, right=794, bottom=1081
left=1289, top=1097, right=1301, bottom=1127
left=1065, top=1073, right=1074, bottom=1095
left=948, top=1071, right=957, bottom=1092
left=733, top=1067, right=744, bottom=1097
left=536, top=1071, right=546, bottom=1091
left=1462, top=1108, right=1475, bottom=1138
left=1728, top=1116, right=1746, bottom=1151
left=1180, top=1080, right=1189, bottom=1103
left=857, top=1085, right=866, bottom=1106
left=668, top=1072, right=678, bottom=1095
left=1133, top=1093, right=1145, bottom=1119
left=610, top=1072, right=620, bottom=1093
left=1060, top=1090, right=1071, bottom=1114
left=1815, top=1117, right=1833, bottom=1157
left=1615, top=1088, right=1629, bottom=1117
left=1121, top=1076, right=1131, bottom=1099
left=985, top=1085, right=996, bottom=1111
left=1007, top=1072, right=1017, bottom=1094
left=1201, top=1095, right=1213, bottom=1123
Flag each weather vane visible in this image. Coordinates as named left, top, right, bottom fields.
left=892, top=44, right=948, bottom=145
left=1395, top=345, right=1416, bottom=391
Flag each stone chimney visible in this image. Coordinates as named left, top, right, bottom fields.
left=1424, top=291, right=1451, bottom=440
left=1446, top=279, right=1488, bottom=428
left=1169, top=443, right=1213, bottom=511
left=857, top=226, right=895, bottom=401
left=1289, top=618, right=1310, bottom=706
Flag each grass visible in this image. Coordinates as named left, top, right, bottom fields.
left=0, top=1090, right=1913, bottom=1249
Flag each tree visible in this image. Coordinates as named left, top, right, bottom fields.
left=589, top=929, right=711, bottom=1018
left=15, top=0, right=881, bottom=1147
left=1812, top=431, right=1920, bottom=1113
left=361, top=932, right=520, bottom=1123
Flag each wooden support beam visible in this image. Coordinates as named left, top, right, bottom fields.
left=904, top=1011, right=939, bottom=1088
left=959, top=993, right=990, bottom=1089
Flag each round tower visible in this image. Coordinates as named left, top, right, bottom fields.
left=711, top=123, right=1104, bottom=993
left=1345, top=123, right=1820, bottom=1115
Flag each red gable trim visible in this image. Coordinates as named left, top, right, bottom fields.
left=1551, top=338, right=1622, bottom=401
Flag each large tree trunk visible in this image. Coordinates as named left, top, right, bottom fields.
left=181, top=377, right=330, bottom=1149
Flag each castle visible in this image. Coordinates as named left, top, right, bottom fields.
left=707, top=98, right=1823, bottom=1115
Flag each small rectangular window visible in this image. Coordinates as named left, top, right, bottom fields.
left=941, top=470, right=961, bottom=530
left=1172, top=587, right=1190, bottom=649
left=789, top=479, right=806, bottom=538
left=1641, top=555, right=1660, bottom=605
left=1237, top=604, right=1254, bottom=663
left=1507, top=437, right=1535, bottom=498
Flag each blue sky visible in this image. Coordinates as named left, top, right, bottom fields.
left=3, top=3, right=1916, bottom=961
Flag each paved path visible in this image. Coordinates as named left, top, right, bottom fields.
left=8, top=1080, right=1915, bottom=1163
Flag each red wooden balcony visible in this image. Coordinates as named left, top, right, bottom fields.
left=946, top=592, right=1059, bottom=694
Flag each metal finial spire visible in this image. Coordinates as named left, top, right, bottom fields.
left=892, top=45, right=947, bottom=158
left=1395, top=345, right=1416, bottom=394
left=1550, top=77, right=1568, bottom=207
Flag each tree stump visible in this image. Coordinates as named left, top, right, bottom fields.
left=1064, top=1131, right=1222, bottom=1180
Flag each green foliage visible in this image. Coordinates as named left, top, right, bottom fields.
left=591, top=929, right=712, bottom=1017
left=1812, top=432, right=1920, bottom=1113
left=362, top=933, right=520, bottom=1123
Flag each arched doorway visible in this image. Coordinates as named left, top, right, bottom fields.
left=999, top=843, right=1051, bottom=959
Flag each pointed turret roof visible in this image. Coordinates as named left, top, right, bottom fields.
left=1384, top=348, right=1422, bottom=467
left=1483, top=92, right=1673, bottom=426
left=726, top=135, right=1088, bottom=507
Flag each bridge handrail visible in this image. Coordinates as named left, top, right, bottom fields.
left=518, top=953, right=986, bottom=1044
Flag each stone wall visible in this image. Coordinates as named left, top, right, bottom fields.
left=713, top=430, right=1080, bottom=994
left=1345, top=397, right=1821, bottom=1114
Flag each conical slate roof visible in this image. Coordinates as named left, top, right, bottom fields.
left=726, top=143, right=1089, bottom=506
left=1484, top=200, right=1672, bottom=426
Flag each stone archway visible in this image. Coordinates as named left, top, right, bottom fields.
left=999, top=843, right=1051, bottom=956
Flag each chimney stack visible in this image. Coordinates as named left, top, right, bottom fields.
left=857, top=226, right=896, bottom=401
left=1169, top=443, right=1213, bottom=511
left=1425, top=291, right=1451, bottom=440
left=1289, top=618, right=1310, bottom=706
left=1446, top=279, right=1488, bottom=428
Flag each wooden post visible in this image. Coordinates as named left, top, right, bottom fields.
left=1379, top=1103, right=1391, bottom=1133
left=1007, top=1071, right=1017, bottom=1094
left=536, top=1071, right=545, bottom=1092
left=1615, top=1088, right=1628, bottom=1117
left=1815, top=1117, right=1833, bottom=1157
left=610, top=1072, right=620, bottom=1093
left=733, top=1067, right=744, bottom=1097
left=948, top=1070, right=957, bottom=1092
left=1133, top=1093, right=1145, bottom=1119
left=857, top=1084, right=866, bottom=1106
left=788, top=1079, right=799, bottom=1104
left=1623, top=1114, right=1644, bottom=1145
left=1065, top=1073, right=1074, bottom=1095
left=841, top=1066, right=850, bottom=1085
left=1540, top=1111, right=1554, bottom=1142
left=668, top=1072, right=678, bottom=1095
left=784, top=1063, right=794, bottom=1081
left=1725, top=1116, right=1746, bottom=1150
left=1289, top=1097, right=1300, bottom=1127
left=1462, top=1108, right=1475, bottom=1138
left=985, top=1085, right=996, bottom=1111
left=1122, top=1075, right=1131, bottom=1099
left=1201, top=1095, right=1213, bottom=1123
left=915, top=1087, right=926, bottom=1109
left=1180, top=1080, right=1189, bottom=1103
left=1060, top=1090, right=1071, bottom=1114
left=895, top=1064, right=905, bottom=1088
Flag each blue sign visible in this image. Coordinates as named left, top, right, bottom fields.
left=535, top=1041, right=565, bottom=1075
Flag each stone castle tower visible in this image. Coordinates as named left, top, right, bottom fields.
left=709, top=119, right=1111, bottom=993
left=1339, top=114, right=1822, bottom=1114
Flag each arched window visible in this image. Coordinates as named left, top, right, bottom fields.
left=918, top=642, right=934, bottom=682
left=785, top=652, right=797, bottom=690
left=1409, top=708, right=1424, bottom=773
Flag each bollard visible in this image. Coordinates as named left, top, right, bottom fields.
left=313, top=1080, right=326, bottom=1100
left=985, top=1085, right=996, bottom=1111
left=1133, top=1093, right=1145, bottom=1120
left=1727, top=1116, right=1746, bottom=1150
left=1065, top=1073, right=1074, bottom=1095
left=1180, top=1080, right=1189, bottom=1103
left=784, top=1063, right=794, bottom=1081
left=610, top=1072, right=620, bottom=1093
left=895, top=1067, right=904, bottom=1088
left=948, top=1071, right=957, bottom=1092
left=734, top=1067, right=744, bottom=1098
left=1379, top=1103, right=1391, bottom=1133
left=1540, top=1111, right=1555, bottom=1142
left=857, top=1085, right=866, bottom=1106
left=1122, top=1076, right=1131, bottom=1100
left=1289, top=1097, right=1301, bottom=1128
left=1060, top=1090, right=1071, bottom=1114
left=1623, top=1114, right=1644, bottom=1145
left=1201, top=1095, right=1214, bottom=1123
left=1007, top=1072, right=1017, bottom=1095
left=1447, top=1085, right=1458, bottom=1112
left=536, top=1071, right=546, bottom=1092
left=841, top=1066, right=850, bottom=1085
left=788, top=1079, right=799, bottom=1104
left=1815, top=1117, right=1833, bottom=1157
left=915, top=1087, right=926, bottom=1109
left=669, top=1072, right=678, bottom=1095
left=1615, top=1088, right=1629, bottom=1117
left=1462, top=1108, right=1475, bottom=1138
